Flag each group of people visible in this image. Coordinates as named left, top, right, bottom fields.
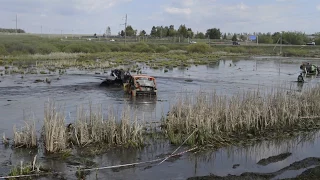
left=300, top=62, right=319, bottom=74
left=297, top=62, right=320, bottom=83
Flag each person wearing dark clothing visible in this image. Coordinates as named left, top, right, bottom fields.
left=297, top=73, right=304, bottom=83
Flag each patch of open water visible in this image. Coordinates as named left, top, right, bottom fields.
left=1, top=57, right=320, bottom=179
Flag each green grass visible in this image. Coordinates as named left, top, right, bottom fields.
left=1, top=34, right=320, bottom=59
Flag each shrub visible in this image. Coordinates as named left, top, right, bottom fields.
left=0, top=44, right=8, bottom=55
left=6, top=43, right=36, bottom=54
left=132, top=42, right=155, bottom=53
left=155, top=45, right=169, bottom=53
left=187, top=43, right=211, bottom=53
left=36, top=43, right=59, bottom=54
left=63, top=44, right=90, bottom=53
left=283, top=48, right=308, bottom=57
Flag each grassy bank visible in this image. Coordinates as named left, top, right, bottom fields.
left=1, top=34, right=320, bottom=60
left=162, top=85, right=320, bottom=147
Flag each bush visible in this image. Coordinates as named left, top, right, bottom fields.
left=36, top=43, right=59, bottom=54
left=132, top=42, right=155, bottom=53
left=223, top=47, right=246, bottom=53
left=187, top=43, right=210, bottom=53
left=6, top=43, right=36, bottom=54
left=0, top=44, right=8, bottom=55
left=63, top=44, right=91, bottom=53
left=283, top=48, right=308, bottom=57
left=155, top=45, right=169, bottom=53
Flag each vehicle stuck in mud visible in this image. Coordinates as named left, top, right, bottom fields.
left=123, top=75, right=157, bottom=97
left=100, top=69, right=131, bottom=87
left=100, top=69, right=157, bottom=97
left=300, top=62, right=320, bottom=75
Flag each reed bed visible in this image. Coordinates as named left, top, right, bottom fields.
left=43, top=100, right=67, bottom=153
left=13, top=116, right=37, bottom=148
left=10, top=100, right=145, bottom=154
left=163, top=85, right=320, bottom=146
left=72, top=103, right=144, bottom=148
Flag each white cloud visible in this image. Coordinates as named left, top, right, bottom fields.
left=164, top=7, right=191, bottom=15
left=317, top=4, right=320, bottom=10
left=73, top=0, right=132, bottom=13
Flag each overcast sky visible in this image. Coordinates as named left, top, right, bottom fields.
left=0, top=0, right=319, bottom=35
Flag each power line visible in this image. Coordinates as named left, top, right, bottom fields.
left=120, top=14, right=128, bottom=45
left=12, top=14, right=18, bottom=35
left=125, top=14, right=127, bottom=45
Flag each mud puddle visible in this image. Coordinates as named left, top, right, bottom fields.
left=1, top=57, right=320, bottom=179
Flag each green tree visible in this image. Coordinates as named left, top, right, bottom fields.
left=168, top=25, right=176, bottom=37
left=187, top=28, right=194, bottom=38
left=120, top=30, right=125, bottom=37
left=178, top=24, right=188, bottom=38
left=232, top=34, right=237, bottom=41
left=240, top=34, right=246, bottom=41
left=150, top=26, right=157, bottom=37
left=223, top=33, right=227, bottom=40
left=195, top=32, right=205, bottom=39
left=125, top=25, right=136, bottom=36
left=139, top=30, right=146, bottom=36
left=257, top=33, right=273, bottom=44
left=205, top=28, right=221, bottom=39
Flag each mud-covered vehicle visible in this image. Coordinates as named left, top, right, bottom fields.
left=123, top=75, right=157, bottom=96
left=100, top=69, right=131, bottom=87
left=300, top=62, right=320, bottom=75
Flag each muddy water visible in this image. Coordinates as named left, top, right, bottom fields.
left=1, top=57, right=320, bottom=179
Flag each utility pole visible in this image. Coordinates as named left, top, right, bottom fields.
left=280, top=31, right=283, bottom=55
left=41, top=25, right=42, bottom=37
left=12, top=14, right=18, bottom=35
left=124, top=14, right=127, bottom=45
left=15, top=14, right=17, bottom=35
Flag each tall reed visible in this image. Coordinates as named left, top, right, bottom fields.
left=43, top=100, right=67, bottom=153
left=73, top=103, right=144, bottom=148
left=13, top=113, right=37, bottom=148
left=163, top=85, right=320, bottom=146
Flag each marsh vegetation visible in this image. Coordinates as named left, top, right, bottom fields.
left=163, top=85, right=320, bottom=147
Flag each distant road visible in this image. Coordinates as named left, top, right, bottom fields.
left=2, top=33, right=314, bottom=47
left=58, top=39, right=315, bottom=47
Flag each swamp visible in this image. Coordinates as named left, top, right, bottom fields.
left=2, top=35, right=320, bottom=179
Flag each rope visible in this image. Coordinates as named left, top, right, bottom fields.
left=0, top=129, right=199, bottom=179
left=0, top=147, right=197, bottom=179
left=158, top=128, right=198, bottom=165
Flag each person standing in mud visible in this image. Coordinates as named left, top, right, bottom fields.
left=297, top=73, right=304, bottom=83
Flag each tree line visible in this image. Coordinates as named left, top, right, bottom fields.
left=115, top=24, right=320, bottom=45
left=0, top=28, right=25, bottom=33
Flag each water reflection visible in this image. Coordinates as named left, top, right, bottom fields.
left=125, top=96, right=157, bottom=112
left=187, top=130, right=320, bottom=177
left=297, top=82, right=304, bottom=92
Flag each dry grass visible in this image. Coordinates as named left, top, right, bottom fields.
left=43, top=100, right=67, bottom=153
left=12, top=113, right=37, bottom=148
left=22, top=52, right=83, bottom=61
left=2, top=133, right=9, bottom=145
left=72, top=103, right=144, bottom=148
left=10, top=99, right=145, bottom=154
left=163, top=85, right=320, bottom=146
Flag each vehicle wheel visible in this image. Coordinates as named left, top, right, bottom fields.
left=131, top=90, right=136, bottom=97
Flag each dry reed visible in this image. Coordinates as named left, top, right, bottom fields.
left=43, top=99, right=67, bottom=153
left=12, top=114, right=37, bottom=148
left=163, top=85, right=320, bottom=146
left=72, top=103, right=144, bottom=148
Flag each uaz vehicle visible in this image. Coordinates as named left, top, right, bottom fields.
left=123, top=75, right=157, bottom=96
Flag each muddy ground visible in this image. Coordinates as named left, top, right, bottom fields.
left=1, top=56, right=320, bottom=179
